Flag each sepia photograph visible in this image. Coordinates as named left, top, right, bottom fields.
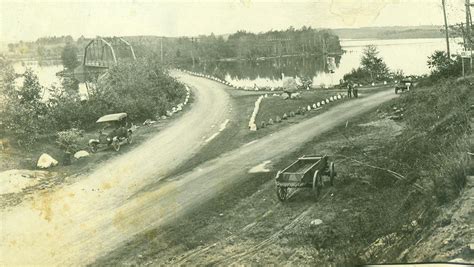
left=0, top=0, right=473, bottom=265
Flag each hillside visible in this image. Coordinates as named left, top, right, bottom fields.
left=333, top=25, right=445, bottom=40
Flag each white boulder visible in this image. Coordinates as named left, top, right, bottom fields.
left=74, top=150, right=90, bottom=159
left=307, top=105, right=311, bottom=111
left=313, top=104, right=317, bottom=109
left=37, top=153, right=58, bottom=169
left=310, top=219, right=323, bottom=226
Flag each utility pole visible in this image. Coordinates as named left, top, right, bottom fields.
left=466, top=0, right=471, bottom=50
left=442, top=0, right=451, bottom=58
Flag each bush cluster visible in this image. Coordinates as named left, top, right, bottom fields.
left=1, top=58, right=186, bottom=147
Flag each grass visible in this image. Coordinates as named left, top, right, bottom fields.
left=93, top=78, right=472, bottom=265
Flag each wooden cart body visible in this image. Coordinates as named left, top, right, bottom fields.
left=275, top=155, right=335, bottom=201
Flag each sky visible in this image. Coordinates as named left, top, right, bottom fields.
left=0, top=0, right=468, bottom=42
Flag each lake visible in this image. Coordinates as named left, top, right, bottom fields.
left=181, top=38, right=463, bottom=88
left=13, top=38, right=463, bottom=92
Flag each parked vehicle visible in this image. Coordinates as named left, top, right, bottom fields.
left=275, top=155, right=335, bottom=201
left=395, top=78, right=415, bottom=94
left=88, top=113, right=132, bottom=153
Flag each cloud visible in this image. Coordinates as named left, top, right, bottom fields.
left=0, top=0, right=466, bottom=42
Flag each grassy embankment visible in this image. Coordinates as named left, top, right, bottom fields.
left=94, top=79, right=472, bottom=265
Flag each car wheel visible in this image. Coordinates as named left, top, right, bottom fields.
left=312, top=170, right=321, bottom=198
left=89, top=143, right=98, bottom=153
left=112, top=140, right=120, bottom=152
left=277, top=186, right=288, bottom=201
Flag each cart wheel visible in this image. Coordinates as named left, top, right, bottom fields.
left=89, top=143, right=98, bottom=153
left=329, top=162, right=335, bottom=186
left=112, top=140, right=121, bottom=152
left=312, top=170, right=321, bottom=197
left=127, top=133, right=133, bottom=144
left=277, top=186, right=288, bottom=202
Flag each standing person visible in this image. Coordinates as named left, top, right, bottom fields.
left=353, top=84, right=359, bottom=98
left=347, top=82, right=353, bottom=98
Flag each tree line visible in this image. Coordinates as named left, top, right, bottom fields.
left=126, top=26, right=343, bottom=64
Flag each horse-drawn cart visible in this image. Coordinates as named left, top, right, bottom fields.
left=275, top=155, right=335, bottom=201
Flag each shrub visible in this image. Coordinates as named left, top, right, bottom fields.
left=1, top=69, right=50, bottom=147
left=95, top=58, right=186, bottom=121
left=56, top=128, right=84, bottom=153
left=427, top=51, right=462, bottom=81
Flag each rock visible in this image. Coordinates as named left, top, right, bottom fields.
left=313, top=103, right=317, bottom=109
left=143, top=119, right=156, bottom=126
left=281, top=93, right=290, bottom=100
left=282, top=113, right=288, bottom=120
left=265, top=94, right=268, bottom=98
left=161, top=115, right=167, bottom=120
left=330, top=96, right=334, bottom=101
left=166, top=110, right=173, bottom=117
left=249, top=124, right=257, bottom=131
left=268, top=118, right=274, bottom=125
left=317, top=102, right=321, bottom=107
left=289, top=111, right=295, bottom=117
left=307, top=105, right=311, bottom=111
left=326, top=99, right=329, bottom=104
left=320, top=101, right=325, bottom=105
left=275, top=116, right=282, bottom=123
left=337, top=94, right=342, bottom=99
left=37, top=153, right=58, bottom=169
left=290, top=92, right=301, bottom=99
left=74, top=150, right=90, bottom=159
left=283, top=77, right=298, bottom=93
left=310, top=219, right=323, bottom=226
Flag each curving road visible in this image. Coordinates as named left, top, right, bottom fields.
left=0, top=72, right=232, bottom=265
left=0, top=73, right=396, bottom=265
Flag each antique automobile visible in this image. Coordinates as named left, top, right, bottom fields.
left=275, top=155, right=336, bottom=201
left=395, top=78, right=415, bottom=94
left=88, top=113, right=132, bottom=152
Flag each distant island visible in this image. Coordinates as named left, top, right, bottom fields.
left=332, top=25, right=445, bottom=40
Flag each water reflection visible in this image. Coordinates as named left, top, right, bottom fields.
left=180, top=38, right=463, bottom=88
left=11, top=38, right=463, bottom=92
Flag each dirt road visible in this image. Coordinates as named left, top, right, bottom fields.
left=0, top=73, right=396, bottom=265
left=0, top=73, right=231, bottom=265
